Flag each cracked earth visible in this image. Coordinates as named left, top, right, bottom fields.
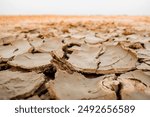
left=0, top=16, right=150, bottom=100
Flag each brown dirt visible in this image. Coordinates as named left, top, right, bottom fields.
left=0, top=16, right=150, bottom=100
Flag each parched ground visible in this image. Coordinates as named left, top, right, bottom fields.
left=0, top=16, right=150, bottom=100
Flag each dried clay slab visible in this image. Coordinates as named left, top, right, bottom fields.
left=63, top=32, right=106, bottom=45
left=65, top=44, right=102, bottom=73
left=28, top=38, right=44, bottom=49
left=97, top=44, right=137, bottom=74
left=65, top=44, right=137, bottom=74
left=126, top=35, right=150, bottom=43
left=46, top=70, right=119, bottom=100
left=118, top=70, right=150, bottom=99
left=83, top=33, right=107, bottom=44
left=0, top=40, right=31, bottom=62
left=35, top=39, right=63, bottom=53
left=8, top=53, right=52, bottom=70
left=0, top=70, right=45, bottom=99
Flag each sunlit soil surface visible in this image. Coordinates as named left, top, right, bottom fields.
left=0, top=16, right=150, bottom=100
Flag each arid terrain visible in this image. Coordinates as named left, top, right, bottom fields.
left=0, top=16, right=150, bottom=100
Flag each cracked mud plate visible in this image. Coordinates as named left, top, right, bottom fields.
left=46, top=70, right=118, bottom=100
left=0, top=70, right=45, bottom=99
left=64, top=44, right=137, bottom=74
left=118, top=70, right=150, bottom=99
left=8, top=53, right=53, bottom=71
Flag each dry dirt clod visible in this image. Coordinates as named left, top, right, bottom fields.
left=0, top=70, right=45, bottom=99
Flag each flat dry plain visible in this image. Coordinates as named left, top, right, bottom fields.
left=0, top=16, right=150, bottom=100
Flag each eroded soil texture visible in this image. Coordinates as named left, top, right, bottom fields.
left=0, top=16, right=150, bottom=100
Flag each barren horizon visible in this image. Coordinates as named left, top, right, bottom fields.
left=0, top=0, right=150, bottom=15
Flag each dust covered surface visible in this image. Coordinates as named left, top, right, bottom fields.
left=0, top=16, right=150, bottom=100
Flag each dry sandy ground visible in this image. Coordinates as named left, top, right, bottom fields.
left=0, top=16, right=150, bottom=100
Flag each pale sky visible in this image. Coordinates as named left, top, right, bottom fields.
left=0, top=0, right=150, bottom=15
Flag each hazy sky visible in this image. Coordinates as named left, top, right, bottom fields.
left=0, top=0, right=150, bottom=15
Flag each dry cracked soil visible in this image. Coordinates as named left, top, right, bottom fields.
left=0, top=16, right=150, bottom=100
